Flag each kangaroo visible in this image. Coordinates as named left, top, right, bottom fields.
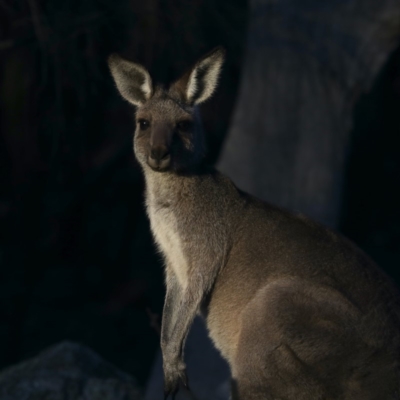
left=109, top=47, right=400, bottom=400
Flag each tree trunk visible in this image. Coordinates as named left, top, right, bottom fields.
left=218, top=0, right=400, bottom=227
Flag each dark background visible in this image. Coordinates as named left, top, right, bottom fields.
left=0, top=0, right=399, bottom=390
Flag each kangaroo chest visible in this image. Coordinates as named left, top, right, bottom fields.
left=147, top=203, right=189, bottom=289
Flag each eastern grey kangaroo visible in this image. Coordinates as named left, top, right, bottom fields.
left=109, top=47, right=400, bottom=400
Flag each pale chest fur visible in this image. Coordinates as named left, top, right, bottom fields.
left=146, top=194, right=189, bottom=290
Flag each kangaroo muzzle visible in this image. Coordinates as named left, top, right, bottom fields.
left=148, top=127, right=172, bottom=171
left=148, top=145, right=171, bottom=170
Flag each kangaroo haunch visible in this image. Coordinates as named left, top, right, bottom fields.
left=109, top=47, right=400, bottom=400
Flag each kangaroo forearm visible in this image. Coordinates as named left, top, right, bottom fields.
left=162, top=291, right=203, bottom=361
left=161, top=299, right=181, bottom=346
left=161, top=275, right=182, bottom=346
left=161, top=307, right=175, bottom=346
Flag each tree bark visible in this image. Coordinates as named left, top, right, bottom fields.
left=218, top=0, right=400, bottom=227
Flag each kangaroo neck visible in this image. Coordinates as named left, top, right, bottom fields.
left=143, top=166, right=209, bottom=206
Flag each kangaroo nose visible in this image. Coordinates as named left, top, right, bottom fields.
left=150, top=146, right=170, bottom=161
left=148, top=145, right=171, bottom=171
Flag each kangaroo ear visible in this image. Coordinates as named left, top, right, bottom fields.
left=108, top=54, right=153, bottom=106
left=173, top=46, right=225, bottom=105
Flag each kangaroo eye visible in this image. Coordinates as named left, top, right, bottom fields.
left=138, top=119, right=150, bottom=130
left=177, top=120, right=192, bottom=132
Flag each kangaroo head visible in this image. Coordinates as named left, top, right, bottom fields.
left=108, top=47, right=225, bottom=173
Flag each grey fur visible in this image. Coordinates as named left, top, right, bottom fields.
left=109, top=48, right=400, bottom=400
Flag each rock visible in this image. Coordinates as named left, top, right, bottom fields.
left=0, top=341, right=142, bottom=400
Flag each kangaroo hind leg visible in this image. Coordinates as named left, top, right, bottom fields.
left=230, top=279, right=358, bottom=400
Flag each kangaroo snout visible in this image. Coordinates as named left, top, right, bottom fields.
left=148, top=145, right=171, bottom=171
left=147, top=125, right=172, bottom=171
